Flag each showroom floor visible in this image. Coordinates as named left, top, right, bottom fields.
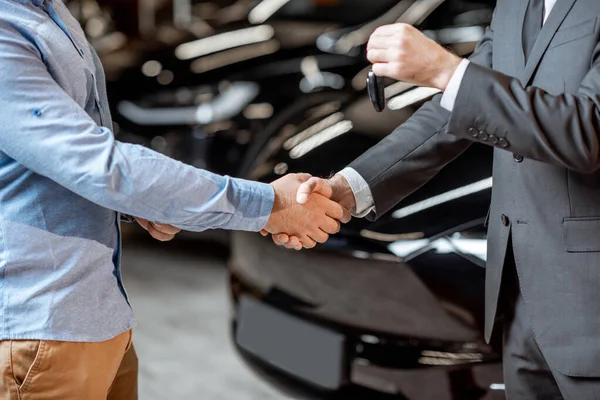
left=121, top=232, right=296, bottom=400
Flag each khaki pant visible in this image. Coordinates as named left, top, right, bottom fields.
left=0, top=330, right=138, bottom=400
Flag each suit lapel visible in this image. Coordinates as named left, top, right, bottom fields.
left=520, top=0, right=578, bottom=85
left=514, top=0, right=529, bottom=78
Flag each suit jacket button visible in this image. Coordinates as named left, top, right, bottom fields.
left=469, top=128, right=478, bottom=138
left=501, top=214, right=510, bottom=226
left=498, top=138, right=509, bottom=148
left=489, top=134, right=498, bottom=145
left=478, top=131, right=489, bottom=141
left=513, top=154, right=524, bottom=163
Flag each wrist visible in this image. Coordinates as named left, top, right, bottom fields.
left=264, top=183, right=281, bottom=232
left=432, top=53, right=463, bottom=92
left=331, top=174, right=357, bottom=212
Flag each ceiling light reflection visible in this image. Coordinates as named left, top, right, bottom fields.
left=423, top=26, right=485, bottom=45
left=384, top=81, right=415, bottom=99
left=157, top=70, right=174, bottom=85
left=249, top=0, right=292, bottom=24
left=190, top=40, right=280, bottom=74
left=289, top=120, right=353, bottom=159
left=359, top=230, right=424, bottom=242
left=398, top=0, right=446, bottom=26
left=284, top=112, right=344, bottom=150
left=388, top=237, right=487, bottom=261
left=141, top=60, right=163, bottom=77
left=333, top=0, right=445, bottom=54
left=387, top=87, right=441, bottom=110
left=243, top=103, right=274, bottom=119
left=175, top=25, right=275, bottom=60
left=392, top=177, right=493, bottom=219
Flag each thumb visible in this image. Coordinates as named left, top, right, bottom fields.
left=135, top=217, right=150, bottom=231
left=296, top=177, right=332, bottom=204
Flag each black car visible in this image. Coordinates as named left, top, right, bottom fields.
left=89, top=0, right=503, bottom=397
left=227, top=0, right=504, bottom=398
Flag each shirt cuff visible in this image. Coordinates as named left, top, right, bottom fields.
left=337, top=167, right=375, bottom=218
left=221, top=179, right=275, bottom=232
left=440, top=59, right=470, bottom=112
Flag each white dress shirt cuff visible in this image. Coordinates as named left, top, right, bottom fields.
left=440, top=59, right=471, bottom=112
left=337, top=167, right=375, bottom=218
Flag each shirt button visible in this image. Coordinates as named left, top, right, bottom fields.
left=80, top=49, right=85, bottom=56
left=469, top=128, right=478, bottom=138
left=32, top=108, right=42, bottom=117
left=513, top=154, right=524, bottom=163
left=498, top=138, right=509, bottom=148
left=477, top=131, right=489, bottom=141
left=501, top=214, right=510, bottom=227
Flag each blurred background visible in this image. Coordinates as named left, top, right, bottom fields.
left=65, top=0, right=505, bottom=398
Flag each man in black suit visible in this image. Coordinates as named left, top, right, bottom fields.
left=271, top=0, right=600, bottom=397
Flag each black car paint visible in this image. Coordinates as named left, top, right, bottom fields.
left=105, top=0, right=503, bottom=397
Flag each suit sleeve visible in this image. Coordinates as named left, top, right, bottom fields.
left=446, top=43, right=600, bottom=173
left=348, top=23, right=495, bottom=219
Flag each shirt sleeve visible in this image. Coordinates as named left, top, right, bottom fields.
left=337, top=167, right=375, bottom=218
left=440, top=59, right=471, bottom=112
left=0, top=23, right=273, bottom=232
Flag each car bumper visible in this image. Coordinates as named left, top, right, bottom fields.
left=229, top=231, right=503, bottom=398
left=230, top=286, right=504, bottom=399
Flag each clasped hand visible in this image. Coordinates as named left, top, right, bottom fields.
left=262, top=174, right=355, bottom=250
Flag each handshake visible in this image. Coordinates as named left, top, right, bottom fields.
left=261, top=173, right=357, bottom=251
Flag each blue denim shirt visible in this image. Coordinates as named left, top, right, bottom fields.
left=0, top=0, right=274, bottom=341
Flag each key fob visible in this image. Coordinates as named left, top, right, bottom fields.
left=367, top=69, right=385, bottom=112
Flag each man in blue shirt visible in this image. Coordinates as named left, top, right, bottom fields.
left=0, top=1, right=349, bottom=398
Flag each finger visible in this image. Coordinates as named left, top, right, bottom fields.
left=282, top=242, right=296, bottom=250
left=151, top=231, right=176, bottom=241
left=295, top=173, right=313, bottom=182
left=282, top=236, right=301, bottom=250
left=287, top=236, right=302, bottom=250
left=367, top=35, right=400, bottom=51
left=135, top=217, right=150, bottom=231
left=297, top=178, right=332, bottom=204
left=341, top=207, right=352, bottom=224
left=260, top=229, right=268, bottom=236
left=367, top=48, right=397, bottom=64
left=372, top=62, right=396, bottom=79
left=273, top=233, right=290, bottom=245
left=300, top=236, right=317, bottom=249
left=147, top=223, right=177, bottom=241
left=373, top=23, right=409, bottom=37
left=321, top=217, right=341, bottom=235
left=324, top=201, right=352, bottom=224
left=151, top=222, right=181, bottom=235
left=308, top=230, right=329, bottom=244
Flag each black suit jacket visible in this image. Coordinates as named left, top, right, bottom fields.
left=350, top=0, right=600, bottom=377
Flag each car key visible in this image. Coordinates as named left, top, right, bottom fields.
left=367, top=69, right=385, bottom=112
